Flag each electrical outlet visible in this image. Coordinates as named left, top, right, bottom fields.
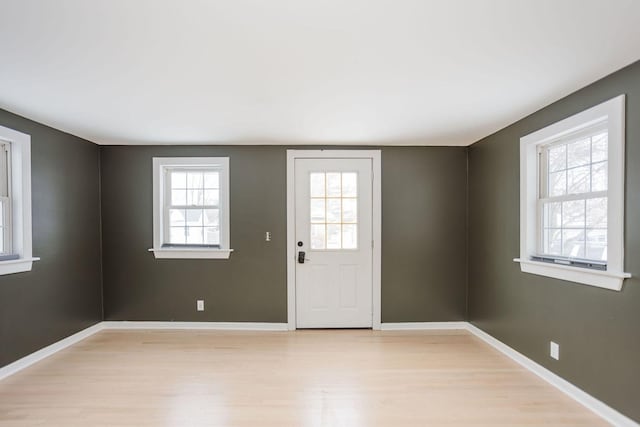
left=196, top=300, right=205, bottom=311
left=265, top=231, right=272, bottom=242
left=550, top=341, right=560, bottom=360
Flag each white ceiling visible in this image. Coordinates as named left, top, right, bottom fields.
left=0, top=0, right=639, bottom=146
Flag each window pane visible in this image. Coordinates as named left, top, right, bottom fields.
left=169, top=227, right=186, bottom=244
left=310, top=224, right=325, bottom=249
left=562, top=229, right=585, bottom=258
left=326, top=224, right=341, bottom=249
left=342, top=224, right=357, bottom=249
left=544, top=229, right=562, bottom=255
left=169, top=209, right=186, bottom=226
left=203, top=189, right=219, bottom=206
left=310, top=173, right=325, bottom=197
left=0, top=228, right=3, bottom=253
left=567, top=165, right=590, bottom=194
left=562, top=200, right=585, bottom=228
left=326, top=198, right=341, bottom=223
left=591, top=132, right=608, bottom=162
left=586, top=230, right=607, bottom=261
left=342, top=199, right=357, bottom=223
left=326, top=173, right=341, bottom=197
left=186, top=209, right=203, bottom=226
left=548, top=171, right=566, bottom=196
left=171, top=171, right=187, bottom=189
left=186, top=227, right=204, bottom=244
left=567, top=138, right=591, bottom=168
left=187, top=189, right=204, bottom=206
left=204, top=172, right=219, bottom=189
left=310, top=199, right=325, bottom=223
left=342, top=173, right=357, bottom=197
left=548, top=145, right=566, bottom=172
left=586, top=197, right=607, bottom=228
left=171, top=189, right=187, bottom=206
left=187, top=172, right=204, bottom=189
left=204, top=227, right=220, bottom=245
left=543, top=202, right=561, bottom=229
left=203, top=209, right=219, bottom=227
left=0, top=200, right=3, bottom=225
left=591, top=161, right=607, bottom=192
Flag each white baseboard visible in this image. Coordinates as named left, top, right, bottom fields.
left=101, top=321, right=289, bottom=331
left=0, top=322, right=105, bottom=381
left=0, top=320, right=635, bottom=425
left=465, top=323, right=637, bottom=427
left=380, top=321, right=468, bottom=330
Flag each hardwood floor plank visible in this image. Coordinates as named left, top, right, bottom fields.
left=0, top=330, right=607, bottom=426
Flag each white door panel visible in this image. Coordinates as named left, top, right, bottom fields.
left=295, top=158, right=373, bottom=328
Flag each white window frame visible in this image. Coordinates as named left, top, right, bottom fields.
left=515, top=95, right=630, bottom=291
left=150, top=157, right=232, bottom=259
left=0, top=125, right=38, bottom=275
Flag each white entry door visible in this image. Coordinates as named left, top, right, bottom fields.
left=295, top=158, right=373, bottom=328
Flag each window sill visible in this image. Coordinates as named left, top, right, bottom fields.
left=149, top=248, right=233, bottom=259
left=514, top=258, right=630, bottom=291
left=0, top=257, right=40, bottom=275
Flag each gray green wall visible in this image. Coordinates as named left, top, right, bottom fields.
left=468, top=60, right=640, bottom=421
left=0, top=110, right=102, bottom=368
left=100, top=146, right=468, bottom=322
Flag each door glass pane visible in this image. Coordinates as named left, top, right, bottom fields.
left=342, top=173, right=357, bottom=197
left=342, top=199, right=357, bottom=223
left=310, top=173, right=325, bottom=197
left=310, top=199, right=325, bottom=223
left=326, top=224, right=341, bottom=249
left=310, top=224, right=326, bottom=250
left=326, top=173, right=341, bottom=197
left=326, top=198, right=341, bottom=223
left=308, top=171, right=359, bottom=250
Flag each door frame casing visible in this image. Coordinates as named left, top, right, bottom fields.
left=286, top=149, right=382, bottom=330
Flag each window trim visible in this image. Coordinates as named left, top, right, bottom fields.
left=515, top=95, right=630, bottom=291
left=0, top=125, right=39, bottom=275
left=150, top=157, right=232, bottom=259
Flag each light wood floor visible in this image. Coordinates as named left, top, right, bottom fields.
left=0, top=329, right=606, bottom=426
